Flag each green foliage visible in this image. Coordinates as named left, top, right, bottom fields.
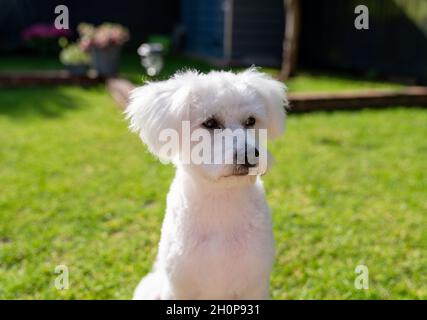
left=147, top=34, right=171, bottom=54
left=59, top=44, right=91, bottom=65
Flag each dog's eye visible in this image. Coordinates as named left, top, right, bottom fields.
left=245, top=116, right=256, bottom=127
left=202, top=118, right=221, bottom=129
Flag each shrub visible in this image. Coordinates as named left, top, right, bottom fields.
left=59, top=43, right=91, bottom=65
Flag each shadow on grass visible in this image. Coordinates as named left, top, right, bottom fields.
left=120, top=53, right=216, bottom=85
left=0, top=86, right=88, bottom=119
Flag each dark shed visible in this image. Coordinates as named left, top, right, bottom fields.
left=299, top=0, right=427, bottom=83
left=182, top=0, right=427, bottom=83
left=181, top=0, right=285, bottom=66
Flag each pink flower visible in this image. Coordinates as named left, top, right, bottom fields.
left=76, top=22, right=129, bottom=50
left=79, top=39, right=91, bottom=52
left=94, top=31, right=109, bottom=48
left=22, top=23, right=71, bottom=41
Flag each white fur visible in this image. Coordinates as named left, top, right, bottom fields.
left=126, top=68, right=287, bottom=299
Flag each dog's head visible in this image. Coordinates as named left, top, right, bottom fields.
left=126, top=68, right=287, bottom=185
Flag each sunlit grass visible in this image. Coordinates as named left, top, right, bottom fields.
left=0, top=84, right=425, bottom=299
left=120, top=54, right=402, bottom=92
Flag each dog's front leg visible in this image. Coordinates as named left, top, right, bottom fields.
left=160, top=282, right=175, bottom=300
left=237, top=284, right=270, bottom=300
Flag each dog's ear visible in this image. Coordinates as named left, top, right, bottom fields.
left=238, top=68, right=287, bottom=139
left=125, top=76, right=192, bottom=160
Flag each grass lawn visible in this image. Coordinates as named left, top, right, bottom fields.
left=119, top=54, right=403, bottom=92
left=0, top=83, right=426, bottom=299
left=0, top=53, right=402, bottom=93
left=0, top=55, right=425, bottom=299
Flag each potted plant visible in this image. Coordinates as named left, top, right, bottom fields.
left=78, top=22, right=129, bottom=77
left=60, top=43, right=91, bottom=76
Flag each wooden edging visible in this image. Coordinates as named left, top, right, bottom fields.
left=2, top=70, right=426, bottom=112
left=289, top=87, right=427, bottom=112
left=106, top=78, right=427, bottom=112
left=106, top=78, right=136, bottom=108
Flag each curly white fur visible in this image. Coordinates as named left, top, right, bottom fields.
left=126, top=68, right=287, bottom=299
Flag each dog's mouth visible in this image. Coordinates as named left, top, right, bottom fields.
left=222, top=165, right=256, bottom=177
left=233, top=165, right=250, bottom=176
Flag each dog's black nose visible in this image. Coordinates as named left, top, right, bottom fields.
left=244, top=144, right=259, bottom=168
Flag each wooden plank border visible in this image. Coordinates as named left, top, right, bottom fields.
left=106, top=78, right=135, bottom=108
left=2, top=71, right=426, bottom=112
left=289, top=87, right=427, bottom=112
left=106, top=78, right=427, bottom=112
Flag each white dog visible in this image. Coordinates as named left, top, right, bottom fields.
left=126, top=68, right=287, bottom=299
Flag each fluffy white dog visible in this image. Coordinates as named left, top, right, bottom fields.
left=126, top=68, right=287, bottom=299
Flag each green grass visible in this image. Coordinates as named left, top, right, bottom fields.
left=0, top=55, right=63, bottom=71
left=0, top=83, right=426, bottom=299
left=0, top=53, right=402, bottom=93
left=119, top=53, right=403, bottom=92
left=0, top=86, right=170, bottom=299
left=285, top=72, right=402, bottom=93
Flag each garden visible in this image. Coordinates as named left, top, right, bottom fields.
left=1, top=14, right=427, bottom=300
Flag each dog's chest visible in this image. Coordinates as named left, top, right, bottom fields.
left=168, top=211, right=274, bottom=298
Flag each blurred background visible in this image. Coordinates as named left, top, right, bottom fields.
left=0, top=0, right=426, bottom=299
left=1, top=0, right=427, bottom=82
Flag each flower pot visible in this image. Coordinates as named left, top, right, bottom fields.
left=91, top=45, right=121, bottom=77
left=64, top=64, right=89, bottom=76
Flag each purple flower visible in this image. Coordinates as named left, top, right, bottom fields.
left=22, top=23, right=72, bottom=41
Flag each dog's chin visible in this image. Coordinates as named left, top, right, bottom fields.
left=188, top=164, right=265, bottom=186
left=217, top=174, right=257, bottom=187
left=215, top=166, right=260, bottom=186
